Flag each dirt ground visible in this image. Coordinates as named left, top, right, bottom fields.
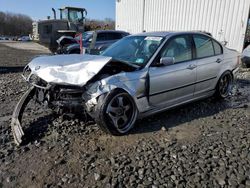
left=0, top=42, right=249, bottom=188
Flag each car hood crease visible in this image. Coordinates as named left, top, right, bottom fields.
left=27, top=54, right=112, bottom=86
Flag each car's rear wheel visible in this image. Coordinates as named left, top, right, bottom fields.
left=215, top=71, right=233, bottom=99
left=95, top=90, right=138, bottom=135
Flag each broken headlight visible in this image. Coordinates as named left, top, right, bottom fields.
left=22, top=65, right=32, bottom=81
left=22, top=65, right=40, bottom=84
left=29, top=74, right=40, bottom=85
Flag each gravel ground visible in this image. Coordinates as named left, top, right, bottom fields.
left=0, top=42, right=249, bottom=188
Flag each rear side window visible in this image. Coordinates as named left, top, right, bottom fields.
left=194, top=35, right=214, bottom=58
left=213, top=40, right=223, bottom=55
left=161, top=35, right=192, bottom=63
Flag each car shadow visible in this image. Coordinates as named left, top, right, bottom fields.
left=131, top=77, right=250, bottom=134
left=21, top=114, right=56, bottom=145
left=130, top=97, right=231, bottom=134
left=0, top=66, right=24, bottom=73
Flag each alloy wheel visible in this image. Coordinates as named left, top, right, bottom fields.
left=219, top=74, right=232, bottom=98
left=106, top=93, right=136, bottom=133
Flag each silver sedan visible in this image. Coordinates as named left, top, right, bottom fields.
left=12, top=31, right=239, bottom=145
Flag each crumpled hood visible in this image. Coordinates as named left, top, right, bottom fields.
left=27, top=54, right=112, bottom=86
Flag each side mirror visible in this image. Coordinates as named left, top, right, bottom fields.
left=160, top=57, right=175, bottom=66
left=88, top=38, right=92, bottom=42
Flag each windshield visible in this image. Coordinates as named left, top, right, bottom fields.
left=61, top=9, right=68, bottom=20
left=101, top=36, right=164, bottom=66
left=69, top=10, right=83, bottom=22
left=61, top=9, right=83, bottom=22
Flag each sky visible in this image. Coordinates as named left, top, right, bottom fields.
left=0, top=0, right=115, bottom=21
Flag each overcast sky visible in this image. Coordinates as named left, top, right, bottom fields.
left=0, top=0, right=115, bottom=20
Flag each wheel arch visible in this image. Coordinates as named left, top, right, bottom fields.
left=217, top=69, right=234, bottom=84
left=214, top=63, right=235, bottom=89
left=93, top=87, right=139, bottom=135
left=98, top=87, right=139, bottom=110
left=214, top=69, right=234, bottom=99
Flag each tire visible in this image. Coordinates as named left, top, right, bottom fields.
left=94, top=89, right=138, bottom=135
left=215, top=71, right=233, bottom=99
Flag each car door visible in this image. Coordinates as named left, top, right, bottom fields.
left=193, top=34, right=223, bottom=95
left=149, top=35, right=197, bottom=107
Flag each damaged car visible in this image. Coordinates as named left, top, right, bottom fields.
left=12, top=31, right=240, bottom=145
left=57, top=30, right=129, bottom=55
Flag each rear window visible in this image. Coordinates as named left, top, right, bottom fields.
left=106, top=33, right=123, bottom=40
left=213, top=40, right=223, bottom=55
left=194, top=35, right=214, bottom=58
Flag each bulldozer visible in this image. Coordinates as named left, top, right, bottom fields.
left=32, top=7, right=87, bottom=53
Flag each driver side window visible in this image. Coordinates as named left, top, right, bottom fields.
left=161, top=36, right=192, bottom=63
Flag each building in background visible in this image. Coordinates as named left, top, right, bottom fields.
left=116, top=0, right=250, bottom=52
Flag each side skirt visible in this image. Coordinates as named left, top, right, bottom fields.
left=138, top=90, right=215, bottom=119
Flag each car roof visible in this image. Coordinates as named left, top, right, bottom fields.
left=134, top=31, right=173, bottom=37
left=133, top=31, right=211, bottom=37
left=88, top=30, right=129, bottom=34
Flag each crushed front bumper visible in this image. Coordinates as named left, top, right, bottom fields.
left=11, top=84, right=86, bottom=146
left=11, top=86, right=36, bottom=145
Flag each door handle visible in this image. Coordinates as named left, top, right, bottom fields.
left=216, top=58, right=222, bottom=63
left=187, top=64, right=197, bottom=70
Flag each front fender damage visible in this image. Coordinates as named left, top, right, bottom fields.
left=83, top=71, right=150, bottom=117
left=11, top=86, right=36, bottom=145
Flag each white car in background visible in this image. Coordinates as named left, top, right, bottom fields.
left=0, top=36, right=10, bottom=40
left=18, top=36, right=31, bottom=41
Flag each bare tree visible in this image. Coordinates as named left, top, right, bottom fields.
left=85, top=18, right=115, bottom=31
left=0, top=11, right=32, bottom=36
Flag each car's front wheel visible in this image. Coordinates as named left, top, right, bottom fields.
left=215, top=71, right=233, bottom=99
left=95, top=90, right=138, bottom=135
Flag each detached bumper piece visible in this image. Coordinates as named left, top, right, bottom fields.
left=11, top=87, right=36, bottom=146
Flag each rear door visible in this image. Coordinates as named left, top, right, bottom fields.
left=193, top=34, right=223, bottom=95
left=149, top=35, right=197, bottom=107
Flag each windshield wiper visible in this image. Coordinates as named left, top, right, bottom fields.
left=112, top=58, right=140, bottom=69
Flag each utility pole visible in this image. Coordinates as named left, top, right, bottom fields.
left=142, top=0, right=145, bottom=32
